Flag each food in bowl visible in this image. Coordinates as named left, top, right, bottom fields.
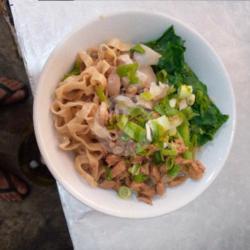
left=51, top=26, right=228, bottom=205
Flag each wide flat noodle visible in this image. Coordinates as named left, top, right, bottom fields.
left=107, top=38, right=132, bottom=52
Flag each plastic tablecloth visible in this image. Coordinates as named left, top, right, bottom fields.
left=9, top=1, right=250, bottom=249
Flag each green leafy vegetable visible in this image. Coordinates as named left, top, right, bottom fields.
left=63, top=57, right=82, bottom=80
left=147, top=26, right=229, bottom=146
left=146, top=26, right=185, bottom=74
left=181, top=107, right=198, bottom=121
left=166, top=157, right=175, bottom=169
left=130, top=44, right=145, bottom=54
left=116, top=63, right=139, bottom=84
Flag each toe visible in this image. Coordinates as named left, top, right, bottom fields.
left=3, top=79, right=23, bottom=91
left=4, top=90, right=26, bottom=104
left=11, top=175, right=28, bottom=195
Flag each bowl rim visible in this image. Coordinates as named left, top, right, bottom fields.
left=33, top=10, right=236, bottom=218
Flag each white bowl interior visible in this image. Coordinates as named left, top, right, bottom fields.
left=34, top=11, right=235, bottom=218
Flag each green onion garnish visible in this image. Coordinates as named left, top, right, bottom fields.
left=167, top=164, right=180, bottom=177
left=117, top=117, right=146, bottom=143
left=117, top=115, right=129, bottom=129
left=154, top=97, right=179, bottom=116
left=121, top=133, right=130, bottom=142
left=118, top=186, right=132, bottom=199
left=128, top=107, right=151, bottom=126
left=116, top=63, right=139, bottom=84
left=105, top=168, right=113, bottom=181
left=156, top=69, right=168, bottom=83
left=166, top=157, right=175, bottom=169
left=140, top=91, right=153, bottom=101
left=161, top=148, right=177, bottom=156
left=183, top=150, right=193, bottom=159
left=135, top=143, right=146, bottom=156
left=130, top=44, right=145, bottom=54
left=95, top=85, right=107, bottom=102
left=152, top=151, right=164, bottom=165
left=63, top=57, right=82, bottom=80
left=128, top=163, right=141, bottom=176
left=177, top=120, right=190, bottom=146
left=150, top=120, right=161, bottom=142
left=133, top=173, right=148, bottom=183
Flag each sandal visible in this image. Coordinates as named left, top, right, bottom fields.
left=0, top=76, right=29, bottom=105
left=0, top=169, right=30, bottom=202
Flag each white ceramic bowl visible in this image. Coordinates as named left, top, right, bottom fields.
left=34, top=11, right=235, bottom=218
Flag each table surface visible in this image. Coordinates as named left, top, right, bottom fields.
left=10, top=1, right=250, bottom=249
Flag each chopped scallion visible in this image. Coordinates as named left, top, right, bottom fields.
left=128, top=163, right=141, bottom=176
left=156, top=69, right=168, bottom=83
left=161, top=148, right=177, bottom=156
left=152, top=151, right=164, bottom=165
left=117, top=115, right=129, bottom=129
left=118, top=186, right=132, bottom=199
left=63, top=57, right=82, bottom=80
left=135, top=143, right=146, bottom=155
left=95, top=85, right=107, bottom=102
left=122, top=121, right=146, bottom=142
left=130, top=44, right=145, bottom=54
left=167, top=164, right=180, bottom=177
left=133, top=173, right=148, bottom=183
left=140, top=91, right=153, bottom=101
left=116, top=63, right=139, bottom=84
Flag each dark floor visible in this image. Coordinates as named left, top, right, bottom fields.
left=0, top=9, right=73, bottom=250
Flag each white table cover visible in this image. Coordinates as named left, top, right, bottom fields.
left=9, top=1, right=250, bottom=249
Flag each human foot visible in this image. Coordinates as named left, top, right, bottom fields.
left=0, top=76, right=29, bottom=105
